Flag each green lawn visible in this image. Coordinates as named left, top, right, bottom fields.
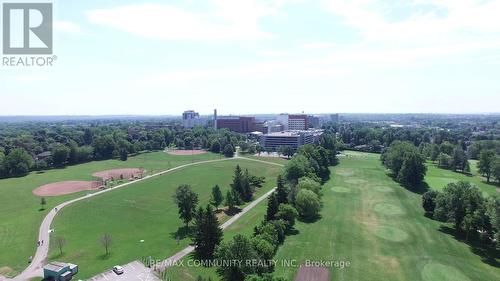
left=268, top=151, right=500, bottom=280
left=48, top=159, right=282, bottom=279
left=425, top=161, right=498, bottom=197
left=0, top=151, right=219, bottom=277
left=245, top=155, right=290, bottom=165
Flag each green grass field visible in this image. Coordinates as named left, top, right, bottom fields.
left=0, top=151, right=219, bottom=277
left=425, top=161, right=498, bottom=197
left=166, top=152, right=500, bottom=281
left=245, top=155, right=290, bottom=165
left=47, top=159, right=282, bottom=279
left=269, top=152, right=500, bottom=280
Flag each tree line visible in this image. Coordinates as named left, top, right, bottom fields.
left=422, top=181, right=500, bottom=249
left=0, top=121, right=244, bottom=179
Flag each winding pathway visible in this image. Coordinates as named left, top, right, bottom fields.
left=11, top=154, right=284, bottom=280
left=12, top=157, right=234, bottom=281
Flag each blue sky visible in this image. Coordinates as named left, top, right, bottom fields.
left=1, top=0, right=499, bottom=116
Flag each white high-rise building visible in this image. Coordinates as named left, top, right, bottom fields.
left=276, top=113, right=289, bottom=130
left=182, top=110, right=202, bottom=128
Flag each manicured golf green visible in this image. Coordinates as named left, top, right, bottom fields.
left=0, top=151, right=218, bottom=277
left=269, top=151, right=500, bottom=280
left=48, top=159, right=282, bottom=279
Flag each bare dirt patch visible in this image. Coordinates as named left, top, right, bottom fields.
left=166, top=149, right=207, bottom=156
left=92, top=168, right=144, bottom=181
left=294, top=265, right=330, bottom=281
left=33, top=181, right=101, bottom=197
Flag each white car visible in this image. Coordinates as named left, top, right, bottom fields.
left=113, top=265, right=124, bottom=275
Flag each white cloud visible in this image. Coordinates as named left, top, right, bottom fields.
left=257, top=50, right=289, bottom=56
left=324, top=0, right=500, bottom=44
left=54, top=21, right=81, bottom=33
left=85, top=1, right=279, bottom=41
left=299, top=42, right=337, bottom=49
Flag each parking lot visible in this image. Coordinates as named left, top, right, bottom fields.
left=88, top=261, right=160, bottom=281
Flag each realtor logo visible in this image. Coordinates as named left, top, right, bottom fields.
left=2, top=2, right=53, bottom=54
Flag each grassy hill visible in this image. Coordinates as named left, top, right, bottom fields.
left=48, top=159, right=282, bottom=279
left=0, top=151, right=219, bottom=277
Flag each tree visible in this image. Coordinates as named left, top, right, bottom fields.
left=284, top=155, right=311, bottom=184
left=54, top=236, right=66, bottom=255
left=275, top=175, right=288, bottom=204
left=210, top=141, right=221, bottom=153
left=52, top=144, right=70, bottom=166
left=40, top=197, right=47, bottom=210
left=493, top=157, right=500, bottom=184
left=225, top=190, right=241, bottom=213
left=478, top=149, right=496, bottom=183
left=434, top=181, right=485, bottom=234
left=214, top=235, right=259, bottom=281
left=225, top=190, right=234, bottom=212
left=0, top=151, right=7, bottom=178
left=422, top=190, right=439, bottom=214
left=430, top=144, right=440, bottom=161
left=100, top=233, right=112, bottom=255
left=92, top=135, right=117, bottom=160
left=266, top=193, right=279, bottom=221
left=397, top=151, right=427, bottom=187
left=275, top=204, right=298, bottom=232
left=119, top=148, right=128, bottom=161
left=437, top=153, right=451, bottom=168
left=282, top=146, right=295, bottom=159
left=238, top=141, right=249, bottom=152
left=193, top=205, right=223, bottom=259
left=297, top=177, right=321, bottom=195
left=223, top=144, right=234, bottom=158
left=450, top=147, right=468, bottom=172
left=295, top=189, right=321, bottom=221
left=5, top=148, right=33, bottom=176
left=173, top=185, right=199, bottom=228
left=231, top=165, right=248, bottom=202
left=210, top=185, right=224, bottom=210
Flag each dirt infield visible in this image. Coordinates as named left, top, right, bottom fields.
left=92, top=168, right=143, bottom=181
left=166, top=149, right=207, bottom=156
left=33, top=181, right=101, bottom=197
left=294, top=266, right=330, bottom=281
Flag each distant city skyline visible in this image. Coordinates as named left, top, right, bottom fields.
left=1, top=0, right=500, bottom=115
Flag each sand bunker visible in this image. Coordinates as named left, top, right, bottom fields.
left=33, top=181, right=101, bottom=197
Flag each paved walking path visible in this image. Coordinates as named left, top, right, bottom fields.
left=155, top=187, right=277, bottom=272
left=11, top=157, right=233, bottom=281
